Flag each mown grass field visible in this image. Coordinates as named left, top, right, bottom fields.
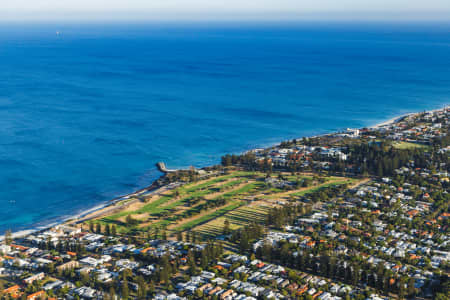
left=88, top=170, right=359, bottom=237
left=392, top=141, right=429, bottom=150
left=191, top=205, right=271, bottom=240
left=289, top=177, right=357, bottom=197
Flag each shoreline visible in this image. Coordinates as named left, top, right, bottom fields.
left=368, top=106, right=446, bottom=129
left=2, top=105, right=448, bottom=240
left=370, top=113, right=414, bottom=129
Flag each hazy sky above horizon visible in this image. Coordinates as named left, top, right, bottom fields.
left=2, top=0, right=450, bottom=21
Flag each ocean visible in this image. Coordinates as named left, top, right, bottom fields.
left=0, top=22, right=449, bottom=233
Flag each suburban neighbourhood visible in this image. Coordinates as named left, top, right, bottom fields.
left=0, top=107, right=448, bottom=299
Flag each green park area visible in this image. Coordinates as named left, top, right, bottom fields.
left=88, top=170, right=362, bottom=239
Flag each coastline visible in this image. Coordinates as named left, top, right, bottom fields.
left=368, top=106, right=446, bottom=129
left=2, top=105, right=448, bottom=240
left=370, top=113, right=414, bottom=129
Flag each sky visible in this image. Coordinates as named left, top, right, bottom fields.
left=2, top=0, right=450, bottom=22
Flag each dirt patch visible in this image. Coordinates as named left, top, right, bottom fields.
left=79, top=198, right=142, bottom=222
left=349, top=178, right=370, bottom=188
left=132, top=212, right=151, bottom=221
left=137, top=218, right=159, bottom=228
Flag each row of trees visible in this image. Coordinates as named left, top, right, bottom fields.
left=221, top=153, right=259, bottom=170
left=256, top=242, right=419, bottom=298
left=266, top=204, right=311, bottom=229
left=176, top=230, right=200, bottom=243
left=38, top=238, right=87, bottom=256
left=89, top=222, right=118, bottom=236
left=229, top=222, right=264, bottom=253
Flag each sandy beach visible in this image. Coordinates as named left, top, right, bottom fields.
left=370, top=106, right=448, bottom=129
left=370, top=113, right=414, bottom=129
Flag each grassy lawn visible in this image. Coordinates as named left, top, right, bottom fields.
left=283, top=175, right=313, bottom=181
left=213, top=181, right=264, bottom=200
left=179, top=176, right=232, bottom=193
left=192, top=205, right=270, bottom=239
left=92, top=171, right=263, bottom=233
left=289, top=178, right=355, bottom=197
left=103, top=173, right=252, bottom=220
left=175, top=201, right=244, bottom=232
left=393, top=141, right=429, bottom=150
left=88, top=171, right=357, bottom=236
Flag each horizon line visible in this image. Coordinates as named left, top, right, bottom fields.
left=1, top=10, right=450, bottom=23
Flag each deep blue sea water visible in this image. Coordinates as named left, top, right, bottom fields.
left=0, top=22, right=449, bottom=233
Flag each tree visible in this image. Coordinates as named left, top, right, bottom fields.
left=4, top=230, right=12, bottom=245
left=103, top=291, right=111, bottom=300
left=111, top=225, right=117, bottom=236
left=194, top=289, right=203, bottom=298
left=159, top=266, right=169, bottom=285
left=148, top=280, right=155, bottom=296
left=95, top=223, right=101, bottom=234
left=81, top=272, right=90, bottom=286
left=187, top=250, right=196, bottom=275
left=46, top=262, right=55, bottom=274
left=201, top=253, right=208, bottom=269
left=407, top=277, right=416, bottom=297
left=176, top=231, right=182, bottom=241
left=223, top=219, right=231, bottom=235
left=121, top=280, right=129, bottom=300
left=137, top=276, right=147, bottom=299
left=261, top=241, right=272, bottom=262
left=398, top=277, right=406, bottom=299
left=125, top=215, right=138, bottom=226
left=105, top=224, right=111, bottom=236
left=239, top=232, right=249, bottom=253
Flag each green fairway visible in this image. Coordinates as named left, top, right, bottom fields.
left=88, top=170, right=357, bottom=236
